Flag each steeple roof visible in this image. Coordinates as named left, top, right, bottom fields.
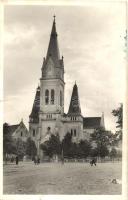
left=68, top=83, right=81, bottom=115
left=46, top=16, right=60, bottom=67
left=29, top=86, right=40, bottom=123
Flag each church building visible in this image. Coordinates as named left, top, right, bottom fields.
left=29, top=17, right=105, bottom=156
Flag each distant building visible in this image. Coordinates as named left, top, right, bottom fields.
left=29, top=17, right=105, bottom=156
left=4, top=120, right=29, bottom=142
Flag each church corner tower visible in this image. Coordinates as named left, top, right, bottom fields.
left=65, top=82, right=83, bottom=142
left=29, top=85, right=40, bottom=146
left=39, top=16, right=65, bottom=142
left=68, top=82, right=81, bottom=116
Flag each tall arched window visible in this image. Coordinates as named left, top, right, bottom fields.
left=51, top=89, right=55, bottom=104
left=45, top=89, right=49, bottom=104
left=33, top=129, right=36, bottom=137
left=60, top=91, right=62, bottom=106
left=74, top=129, right=76, bottom=137
left=71, top=129, right=73, bottom=136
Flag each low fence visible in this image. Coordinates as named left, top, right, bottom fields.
left=61, top=157, right=122, bottom=163
left=3, top=155, right=122, bottom=165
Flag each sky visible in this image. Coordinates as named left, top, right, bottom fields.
left=4, top=3, right=126, bottom=132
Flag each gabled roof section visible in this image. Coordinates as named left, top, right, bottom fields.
left=83, top=117, right=101, bottom=129
left=8, top=124, right=19, bottom=135
left=68, top=83, right=81, bottom=115
left=3, top=120, right=28, bottom=135
left=46, top=17, right=60, bottom=68
left=29, top=86, right=40, bottom=123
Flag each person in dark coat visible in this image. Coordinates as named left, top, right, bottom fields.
left=37, top=157, right=40, bottom=164
left=11, top=156, right=14, bottom=163
left=90, top=158, right=97, bottom=166
left=16, top=156, right=19, bottom=165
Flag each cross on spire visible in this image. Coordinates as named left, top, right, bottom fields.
left=53, top=15, right=56, bottom=21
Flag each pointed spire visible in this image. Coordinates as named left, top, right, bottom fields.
left=37, top=84, right=40, bottom=91
left=29, top=86, right=40, bottom=123
left=46, top=16, right=60, bottom=65
left=42, top=16, right=64, bottom=80
left=51, top=15, right=57, bottom=37
left=68, top=83, right=81, bottom=115
left=53, top=15, right=56, bottom=24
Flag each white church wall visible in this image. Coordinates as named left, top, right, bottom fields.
left=12, top=123, right=29, bottom=142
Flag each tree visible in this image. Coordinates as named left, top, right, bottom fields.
left=112, top=103, right=123, bottom=129
left=3, top=123, right=16, bottom=158
left=109, top=148, right=117, bottom=161
left=112, top=104, right=123, bottom=141
left=67, top=142, right=77, bottom=158
left=97, top=145, right=109, bottom=158
left=62, top=134, right=92, bottom=159
left=90, top=128, right=112, bottom=158
left=90, top=147, right=99, bottom=157
left=26, top=137, right=37, bottom=159
left=62, top=132, right=72, bottom=158
left=40, top=134, right=61, bottom=158
left=15, top=138, right=26, bottom=159
left=90, top=128, right=113, bottom=147
left=78, top=139, right=92, bottom=158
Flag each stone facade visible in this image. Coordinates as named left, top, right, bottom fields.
left=29, top=17, right=105, bottom=156
left=4, top=120, right=29, bottom=142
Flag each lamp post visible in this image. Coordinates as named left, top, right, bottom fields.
left=61, top=142, right=64, bottom=164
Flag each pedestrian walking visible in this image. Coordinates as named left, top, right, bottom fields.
left=61, top=157, right=64, bottom=165
left=34, top=156, right=38, bottom=165
left=11, top=156, right=14, bottom=163
left=90, top=158, right=97, bottom=166
left=16, top=156, right=19, bottom=165
left=37, top=157, right=40, bottom=164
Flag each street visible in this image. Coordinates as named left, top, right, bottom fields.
left=3, top=161, right=122, bottom=194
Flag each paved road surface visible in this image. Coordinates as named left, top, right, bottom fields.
left=3, top=161, right=122, bottom=194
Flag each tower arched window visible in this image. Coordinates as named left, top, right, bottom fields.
left=74, top=129, right=76, bottom=137
left=51, top=89, right=55, bottom=104
left=33, top=129, right=36, bottom=137
left=60, top=91, right=62, bottom=106
left=71, top=129, right=73, bottom=136
left=45, top=89, right=49, bottom=104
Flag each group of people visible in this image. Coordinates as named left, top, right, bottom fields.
left=33, top=156, right=40, bottom=165
left=10, top=156, right=19, bottom=165
left=10, top=155, right=40, bottom=165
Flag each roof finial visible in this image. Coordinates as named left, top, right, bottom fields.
left=53, top=15, right=56, bottom=22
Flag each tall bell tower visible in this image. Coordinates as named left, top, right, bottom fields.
left=39, top=16, right=65, bottom=140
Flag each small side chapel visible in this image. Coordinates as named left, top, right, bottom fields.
left=29, top=17, right=105, bottom=156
